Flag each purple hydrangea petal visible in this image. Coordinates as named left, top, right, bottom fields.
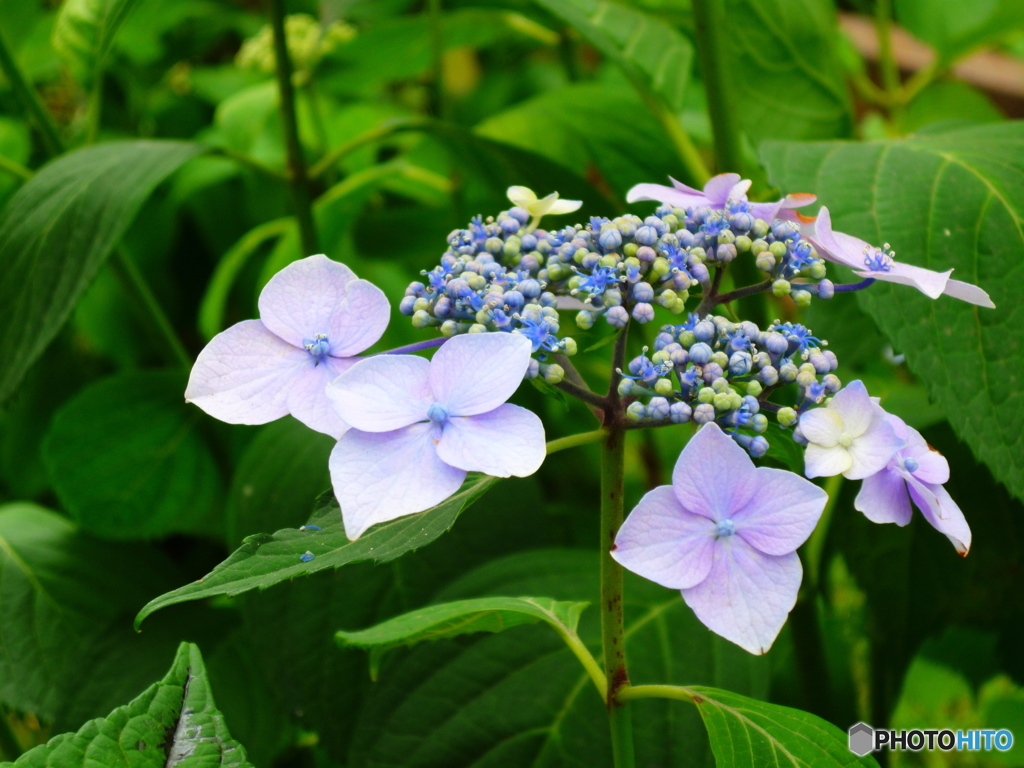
left=943, top=278, right=995, bottom=308
left=702, top=173, right=744, bottom=205
left=257, top=254, right=359, bottom=348
left=681, top=539, right=802, bottom=655
left=750, top=193, right=816, bottom=222
left=612, top=485, right=717, bottom=590
left=804, top=443, right=853, bottom=479
left=285, top=355, right=357, bottom=438
left=828, top=380, right=877, bottom=438
left=326, top=355, right=432, bottom=432
left=329, top=422, right=467, bottom=540
left=185, top=319, right=308, bottom=425
left=807, top=208, right=864, bottom=270
left=429, top=332, right=532, bottom=416
left=327, top=279, right=391, bottom=357
left=845, top=415, right=905, bottom=480
left=436, top=404, right=545, bottom=478
left=626, top=182, right=712, bottom=210
left=906, top=475, right=972, bottom=555
left=732, top=467, right=827, bottom=556
left=888, top=415, right=950, bottom=484
left=854, top=262, right=952, bottom=299
left=855, top=467, right=913, bottom=525
left=798, top=407, right=844, bottom=448
left=672, top=423, right=758, bottom=522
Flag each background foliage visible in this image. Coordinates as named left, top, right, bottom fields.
left=1, top=0, right=1023, bottom=765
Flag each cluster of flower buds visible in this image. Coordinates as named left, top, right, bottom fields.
left=749, top=220, right=835, bottom=306
left=618, top=313, right=840, bottom=457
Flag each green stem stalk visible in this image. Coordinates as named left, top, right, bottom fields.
left=618, top=684, right=695, bottom=704
left=109, top=248, right=192, bottom=368
left=875, top=0, right=904, bottom=132
left=654, top=103, right=710, bottom=186
left=427, top=0, right=447, bottom=120
left=266, top=0, right=319, bottom=256
left=0, top=153, right=32, bottom=181
left=0, top=27, right=63, bottom=156
left=691, top=0, right=743, bottom=176
left=546, top=429, right=607, bottom=455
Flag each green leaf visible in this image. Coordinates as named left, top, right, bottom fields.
left=685, top=685, right=878, bottom=767
left=225, top=417, right=334, bottom=547
left=135, top=474, right=500, bottom=628
left=3, top=642, right=254, bottom=768
left=42, top=371, right=223, bottom=540
left=337, top=597, right=589, bottom=679
left=0, top=140, right=203, bottom=404
left=349, top=549, right=770, bottom=768
left=722, top=0, right=852, bottom=141
left=476, top=83, right=688, bottom=201
left=762, top=423, right=805, bottom=474
left=761, top=123, right=1023, bottom=499
left=51, top=0, right=140, bottom=80
left=533, top=0, right=693, bottom=113
left=903, top=81, right=1004, bottom=135
left=895, top=0, right=1024, bottom=64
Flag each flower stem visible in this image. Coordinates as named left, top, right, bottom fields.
left=0, top=28, right=63, bottom=157
left=546, top=428, right=607, bottom=456
left=691, top=0, right=743, bottom=176
left=618, top=684, right=695, bottom=704
left=265, top=0, right=319, bottom=256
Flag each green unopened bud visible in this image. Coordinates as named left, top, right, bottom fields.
left=624, top=256, right=641, bottom=271
left=623, top=242, right=638, bottom=259
left=661, top=213, right=679, bottom=231
left=562, top=337, right=578, bottom=356
left=711, top=351, right=729, bottom=367
left=576, top=310, right=595, bottom=330
left=772, top=279, right=791, bottom=297
left=752, top=219, right=770, bottom=238
left=465, top=273, right=486, bottom=290
left=669, top=297, right=687, bottom=313
left=796, top=371, right=817, bottom=388
left=711, top=377, right=731, bottom=394
left=543, top=364, right=565, bottom=384
left=717, top=229, right=735, bottom=245
left=618, top=378, right=634, bottom=397
left=652, top=257, right=670, bottom=278
left=626, top=402, right=646, bottom=421
left=651, top=350, right=671, bottom=366
left=413, top=297, right=431, bottom=313
left=698, top=387, right=716, bottom=405
left=503, top=238, right=521, bottom=257
left=658, top=289, right=677, bottom=307
left=752, top=414, right=769, bottom=433
left=799, top=362, right=816, bottom=375
left=688, top=247, right=707, bottom=263
left=599, top=254, right=619, bottom=268
left=468, top=323, right=488, bottom=333
left=678, top=331, right=696, bottom=348
left=735, top=235, right=752, bottom=253
left=547, top=263, right=570, bottom=281
left=769, top=241, right=788, bottom=259
left=751, top=238, right=769, bottom=253
left=778, top=406, right=798, bottom=428
left=655, top=378, right=674, bottom=396
left=746, top=380, right=763, bottom=397
left=412, top=310, right=432, bottom=329
left=574, top=248, right=588, bottom=264
left=440, top=319, right=459, bottom=337
left=713, top=392, right=733, bottom=412
left=792, top=289, right=812, bottom=308
left=755, top=252, right=776, bottom=273
left=475, top=309, right=491, bottom=325
left=808, top=261, right=826, bottom=279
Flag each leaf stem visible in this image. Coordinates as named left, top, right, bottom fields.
left=618, top=684, right=695, bottom=704
left=874, top=0, right=904, bottom=131
left=209, top=146, right=289, bottom=182
left=546, top=428, right=607, bottom=455
left=108, top=248, right=192, bottom=368
left=691, top=0, right=744, bottom=175
left=265, top=0, right=319, bottom=256
left=0, top=153, right=32, bottom=181
left=552, top=624, right=608, bottom=700
left=653, top=103, right=710, bottom=186
left=308, top=117, right=429, bottom=180
left=555, top=378, right=608, bottom=412
left=0, top=27, right=64, bottom=156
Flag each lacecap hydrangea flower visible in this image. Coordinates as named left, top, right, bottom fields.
left=855, top=413, right=972, bottom=555
left=612, top=423, right=827, bottom=654
left=185, top=254, right=389, bottom=438
left=326, top=332, right=545, bottom=539
left=798, top=380, right=905, bottom=480
left=805, top=207, right=994, bottom=307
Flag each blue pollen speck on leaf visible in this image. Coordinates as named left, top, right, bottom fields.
left=300, top=551, right=315, bottom=562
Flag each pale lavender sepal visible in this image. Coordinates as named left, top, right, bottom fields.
left=329, top=422, right=467, bottom=540
left=257, top=254, right=359, bottom=348
left=626, top=183, right=712, bottom=209
left=612, top=485, right=717, bottom=590
left=185, top=319, right=308, bottom=426
left=804, top=442, right=852, bottom=479
left=672, top=423, right=758, bottom=522
left=732, top=467, right=827, bottom=556
left=855, top=468, right=913, bottom=525
left=853, top=262, right=952, bottom=299
left=326, top=354, right=433, bottom=432
left=429, top=332, right=532, bottom=417
left=701, top=173, right=743, bottom=205
left=943, top=278, right=995, bottom=308
left=681, top=539, right=802, bottom=655
left=286, top=355, right=356, bottom=439
left=798, top=407, right=843, bottom=448
left=887, top=414, right=949, bottom=484
left=327, top=279, right=391, bottom=357
left=845, top=416, right=905, bottom=480
left=436, top=404, right=545, bottom=478
left=908, top=476, right=972, bottom=555
left=828, top=380, right=876, bottom=438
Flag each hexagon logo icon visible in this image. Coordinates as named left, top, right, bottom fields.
left=848, top=722, right=874, bottom=756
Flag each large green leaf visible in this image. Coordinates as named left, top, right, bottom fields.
left=42, top=371, right=223, bottom=540
left=722, top=0, right=852, bottom=142
left=3, top=642, right=253, bottom=768
left=533, top=0, right=693, bottom=113
left=51, top=0, right=140, bottom=80
left=0, top=140, right=203, bottom=403
left=224, top=417, right=334, bottom=547
left=348, top=549, right=770, bottom=768
left=761, top=123, right=1022, bottom=499
left=895, top=0, right=1024, bottom=65
left=135, top=475, right=500, bottom=628
left=337, top=596, right=590, bottom=679
left=475, top=83, right=687, bottom=201
left=686, top=686, right=878, bottom=767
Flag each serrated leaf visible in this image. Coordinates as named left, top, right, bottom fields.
left=722, top=0, right=852, bottom=142
left=0, top=140, right=203, bottom=404
left=4, top=642, right=253, bottom=768
left=685, top=685, right=878, bottom=768
left=761, top=123, right=1022, bottom=500
left=42, top=371, right=223, bottom=540
left=337, top=596, right=589, bottom=679
left=534, top=0, right=693, bottom=113
left=52, top=0, right=140, bottom=81
left=762, top=422, right=805, bottom=474
left=135, top=474, right=499, bottom=628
